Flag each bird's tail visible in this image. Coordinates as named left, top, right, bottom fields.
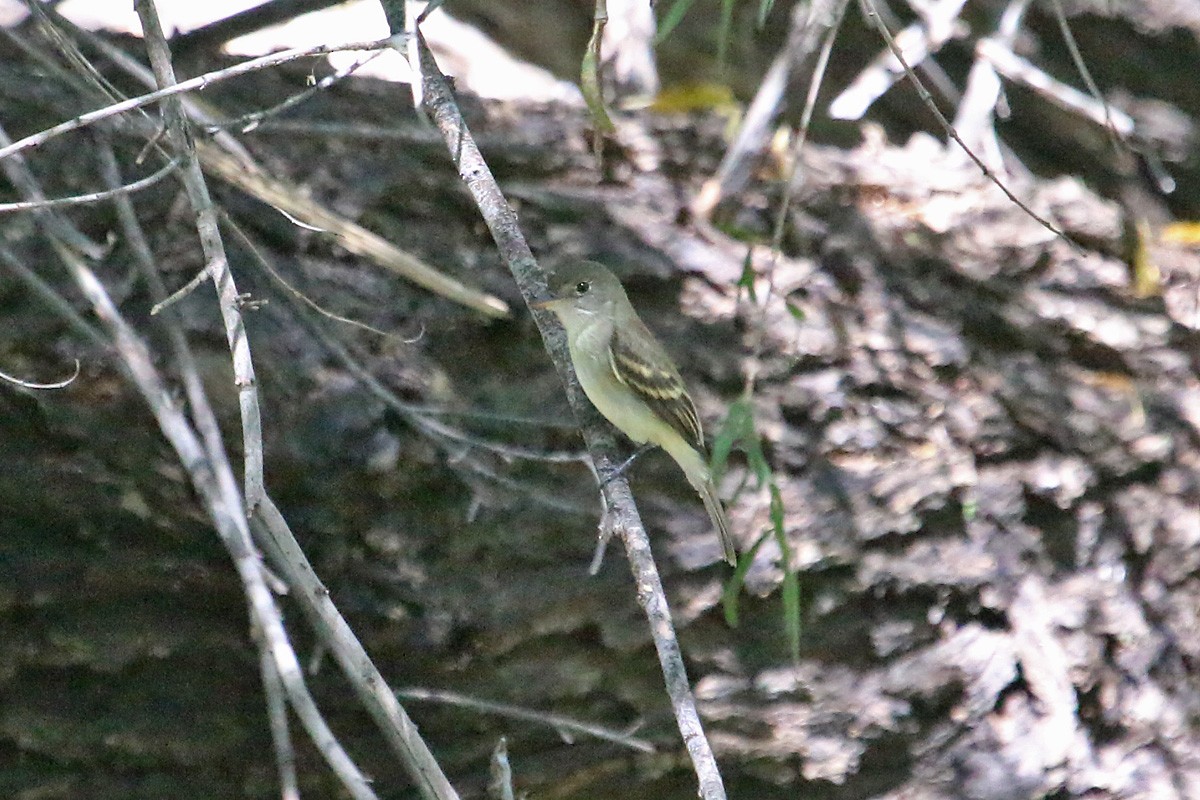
left=666, top=438, right=738, bottom=565
left=700, top=478, right=738, bottom=566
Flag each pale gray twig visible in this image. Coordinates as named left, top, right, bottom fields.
left=0, top=34, right=390, bottom=164
left=487, top=738, right=516, bottom=800
left=857, top=0, right=1076, bottom=249
left=1047, top=0, right=1126, bottom=150
left=829, top=0, right=967, bottom=120
left=975, top=38, right=1134, bottom=137
left=98, top=136, right=378, bottom=800
left=252, top=496, right=463, bottom=800
left=134, top=0, right=266, bottom=512
left=398, top=686, right=656, bottom=753
left=257, top=627, right=304, bottom=800
left=409, top=20, right=729, bottom=800
left=0, top=127, right=106, bottom=259
left=0, top=358, right=80, bottom=390
left=694, top=0, right=847, bottom=216
left=0, top=154, right=179, bottom=213
left=952, top=0, right=1031, bottom=173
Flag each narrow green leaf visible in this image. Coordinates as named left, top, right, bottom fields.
left=756, top=0, right=777, bottom=29
left=717, top=0, right=736, bottom=77
left=737, top=249, right=757, bottom=303
left=786, top=299, right=805, bottom=320
left=655, top=0, right=700, bottom=44
left=722, top=527, right=771, bottom=627
left=770, top=483, right=800, bottom=664
left=581, top=18, right=616, bottom=135
left=709, top=397, right=752, bottom=482
left=962, top=496, right=978, bottom=522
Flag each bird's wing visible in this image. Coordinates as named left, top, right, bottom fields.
left=609, top=320, right=705, bottom=450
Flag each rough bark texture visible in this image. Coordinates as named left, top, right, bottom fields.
left=1, top=4, right=1199, bottom=799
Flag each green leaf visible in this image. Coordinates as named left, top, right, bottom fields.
left=722, top=527, right=771, bottom=627
left=786, top=299, right=805, bottom=321
left=736, top=249, right=757, bottom=303
left=581, top=18, right=616, bottom=135
left=962, top=496, right=978, bottom=522
left=655, top=0, right=699, bottom=44
left=770, top=483, right=800, bottom=664
left=717, top=0, right=736, bottom=76
left=756, top=0, right=777, bottom=29
left=710, top=397, right=752, bottom=483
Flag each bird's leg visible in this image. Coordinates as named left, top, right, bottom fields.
left=585, top=445, right=652, bottom=574
left=599, top=443, right=655, bottom=489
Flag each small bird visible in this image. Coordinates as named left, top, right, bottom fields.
left=535, top=260, right=737, bottom=565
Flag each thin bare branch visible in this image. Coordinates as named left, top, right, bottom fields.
left=252, top=496, right=463, bottom=800
left=408, top=20, right=729, bottom=800
left=1047, top=0, right=1127, bottom=151
left=257, top=646, right=301, bottom=800
left=0, top=154, right=179, bottom=213
left=0, top=36, right=391, bottom=164
left=213, top=47, right=390, bottom=134
left=0, top=358, right=80, bottom=390
left=829, top=0, right=968, bottom=121
left=858, top=0, right=1078, bottom=250
left=42, top=9, right=508, bottom=319
left=976, top=38, right=1134, bottom=136
left=219, top=211, right=423, bottom=343
left=134, top=0, right=266, bottom=512
left=397, top=687, right=656, bottom=753
left=694, top=0, right=848, bottom=217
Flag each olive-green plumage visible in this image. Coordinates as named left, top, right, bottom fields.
left=537, top=261, right=736, bottom=565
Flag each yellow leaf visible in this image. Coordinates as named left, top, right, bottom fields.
left=1161, top=221, right=1200, bottom=246
left=649, top=82, right=738, bottom=114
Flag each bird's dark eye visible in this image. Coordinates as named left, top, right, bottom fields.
left=574, top=280, right=591, bottom=296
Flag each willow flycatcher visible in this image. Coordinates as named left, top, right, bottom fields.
left=535, top=261, right=737, bottom=565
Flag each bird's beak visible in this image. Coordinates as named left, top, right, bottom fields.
left=532, top=297, right=562, bottom=311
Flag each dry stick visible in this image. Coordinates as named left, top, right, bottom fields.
left=96, top=139, right=377, bottom=800
left=409, top=26, right=728, bottom=800
left=0, top=130, right=105, bottom=259
left=129, top=5, right=458, bottom=799
left=694, top=0, right=847, bottom=216
left=11, top=173, right=378, bottom=796
left=252, top=496, right=463, bottom=800
left=50, top=238, right=380, bottom=800
left=53, top=13, right=508, bottom=319
left=214, top=46, right=389, bottom=134
left=0, top=154, right=179, bottom=212
left=133, top=0, right=265, bottom=513
left=952, top=0, right=1031, bottom=173
left=0, top=35, right=391, bottom=164
left=858, top=0, right=1077, bottom=250
left=396, top=687, right=656, bottom=753
left=0, top=358, right=79, bottom=390
left=258, top=630, right=302, bottom=800
left=216, top=207, right=417, bottom=342
left=828, top=0, right=968, bottom=121
left=1047, top=0, right=1126, bottom=151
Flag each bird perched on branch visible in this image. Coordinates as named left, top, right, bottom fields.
left=536, top=261, right=737, bottom=565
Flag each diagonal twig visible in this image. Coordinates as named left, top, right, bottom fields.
left=407, top=19, right=729, bottom=800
